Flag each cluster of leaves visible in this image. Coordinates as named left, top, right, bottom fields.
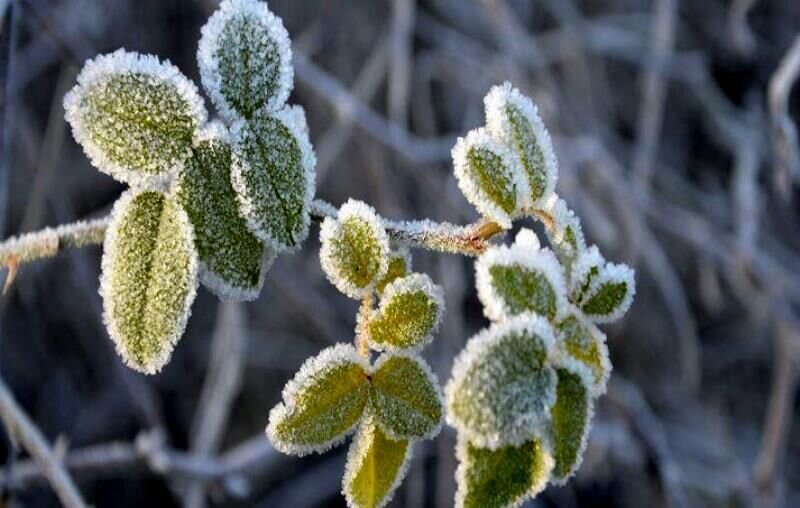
left=444, top=83, right=636, bottom=507
left=267, top=199, right=446, bottom=508
left=63, top=0, right=315, bottom=373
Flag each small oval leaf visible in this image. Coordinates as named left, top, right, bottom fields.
left=543, top=196, right=585, bottom=265
left=175, top=122, right=274, bottom=301
left=452, top=128, right=529, bottom=228
left=568, top=245, right=604, bottom=303
left=231, top=105, right=316, bottom=249
left=267, top=344, right=370, bottom=456
left=320, top=199, right=390, bottom=299
left=375, top=249, right=411, bottom=295
left=100, top=190, right=199, bottom=374
left=549, top=362, right=594, bottom=484
left=445, top=314, right=557, bottom=449
left=485, top=82, right=557, bottom=207
left=343, top=416, right=412, bottom=508
left=556, top=312, right=611, bottom=396
left=455, top=435, right=553, bottom=508
left=579, top=263, right=636, bottom=323
left=370, top=353, right=443, bottom=440
left=367, top=273, right=444, bottom=351
left=64, top=49, right=206, bottom=187
left=198, top=0, right=293, bottom=121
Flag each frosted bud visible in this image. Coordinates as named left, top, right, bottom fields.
left=548, top=359, right=594, bottom=485
left=543, top=196, right=586, bottom=264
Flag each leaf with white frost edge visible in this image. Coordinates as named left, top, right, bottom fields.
left=484, top=82, right=557, bottom=208
left=548, top=359, right=594, bottom=484
left=343, top=415, right=412, bottom=508
left=320, top=199, right=390, bottom=299
left=197, top=0, right=293, bottom=121
left=452, top=128, right=530, bottom=228
left=64, top=49, right=206, bottom=188
left=267, top=344, right=371, bottom=456
left=375, top=248, right=411, bottom=295
left=231, top=105, right=316, bottom=250
left=175, top=121, right=274, bottom=301
left=445, top=314, right=557, bottom=449
left=455, top=435, right=553, bottom=508
left=100, top=190, right=199, bottom=374
left=367, top=273, right=444, bottom=352
left=579, top=263, right=636, bottom=323
left=475, top=236, right=567, bottom=323
left=543, top=196, right=585, bottom=265
left=556, top=310, right=611, bottom=396
left=568, top=245, right=604, bottom=303
left=370, top=353, right=443, bottom=440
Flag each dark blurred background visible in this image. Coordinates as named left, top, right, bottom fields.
left=1, top=0, right=800, bottom=506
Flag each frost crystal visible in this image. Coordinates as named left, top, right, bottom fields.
left=452, top=128, right=529, bottom=228
left=64, top=49, right=206, bottom=188
left=231, top=105, right=316, bottom=250
left=198, top=0, right=293, bottom=121
left=100, top=190, right=199, bottom=374
left=319, top=199, right=390, bottom=299
left=485, top=82, right=557, bottom=208
left=446, top=314, right=557, bottom=449
left=175, top=121, right=274, bottom=301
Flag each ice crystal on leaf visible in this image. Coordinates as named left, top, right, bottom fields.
left=198, top=0, right=293, bottom=121
left=548, top=361, right=594, bottom=484
left=100, top=190, right=198, bottom=374
left=64, top=49, right=206, bottom=188
left=175, top=122, right=274, bottom=301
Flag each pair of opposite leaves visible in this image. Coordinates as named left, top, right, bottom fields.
left=64, top=0, right=315, bottom=373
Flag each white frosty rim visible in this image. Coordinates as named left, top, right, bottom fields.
left=452, top=127, right=530, bottom=228
left=230, top=104, right=317, bottom=251
left=99, top=189, right=199, bottom=375
left=582, top=262, right=636, bottom=323
left=265, top=343, right=370, bottom=456
left=64, top=48, right=207, bottom=189
left=197, top=0, right=293, bottom=122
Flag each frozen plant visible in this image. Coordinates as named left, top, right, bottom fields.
left=0, top=1, right=635, bottom=506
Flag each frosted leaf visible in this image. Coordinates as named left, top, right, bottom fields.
left=568, top=245, right=604, bottom=303
left=452, top=128, right=529, bottom=228
left=367, top=273, right=444, bottom=352
left=579, top=262, right=636, bottom=323
left=485, top=82, right=557, bottom=208
left=100, top=190, right=199, bottom=374
left=267, top=344, right=370, bottom=456
left=446, top=314, right=557, bottom=449
left=175, top=121, right=274, bottom=301
left=197, top=0, right=293, bottom=121
left=320, top=199, right=390, bottom=299
left=543, top=196, right=585, bottom=264
left=343, top=415, right=412, bottom=508
left=455, top=435, right=553, bottom=508
left=370, top=353, right=443, bottom=440
left=231, top=105, right=316, bottom=250
left=375, top=248, right=411, bottom=295
left=64, top=49, right=206, bottom=188
left=548, top=360, right=594, bottom=484
left=556, top=311, right=611, bottom=396
left=475, top=237, right=567, bottom=323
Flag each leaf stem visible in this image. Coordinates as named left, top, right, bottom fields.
left=355, top=294, right=374, bottom=359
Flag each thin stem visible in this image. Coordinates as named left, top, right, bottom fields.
left=0, top=217, right=108, bottom=267
left=354, top=294, right=374, bottom=359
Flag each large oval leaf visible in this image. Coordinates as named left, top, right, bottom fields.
left=198, top=0, right=293, bottom=121
left=231, top=105, right=316, bottom=250
left=175, top=122, right=273, bottom=301
left=64, top=49, right=206, bottom=187
left=100, top=190, right=199, bottom=374
left=267, top=344, right=370, bottom=455
left=445, top=314, right=557, bottom=449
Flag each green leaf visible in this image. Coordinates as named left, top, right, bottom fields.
left=485, top=82, right=558, bottom=206
left=64, top=49, right=206, bottom=187
left=320, top=199, right=390, bottom=299
left=343, top=416, right=411, bottom=508
left=452, top=128, right=529, bottom=228
left=375, top=249, right=411, bottom=295
left=100, top=190, right=198, bottom=374
left=579, top=262, right=636, bottom=323
left=175, top=122, right=274, bottom=300
left=198, top=0, right=293, bottom=121
left=569, top=245, right=603, bottom=303
left=557, top=313, right=611, bottom=396
left=549, top=363, right=593, bottom=484
left=370, top=353, right=443, bottom=440
left=543, top=197, right=585, bottom=265
left=476, top=239, right=566, bottom=323
left=367, top=273, right=444, bottom=351
left=456, top=436, right=553, bottom=508
left=267, top=344, right=371, bottom=455
left=231, top=105, right=316, bottom=250
left=445, top=314, right=557, bottom=449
